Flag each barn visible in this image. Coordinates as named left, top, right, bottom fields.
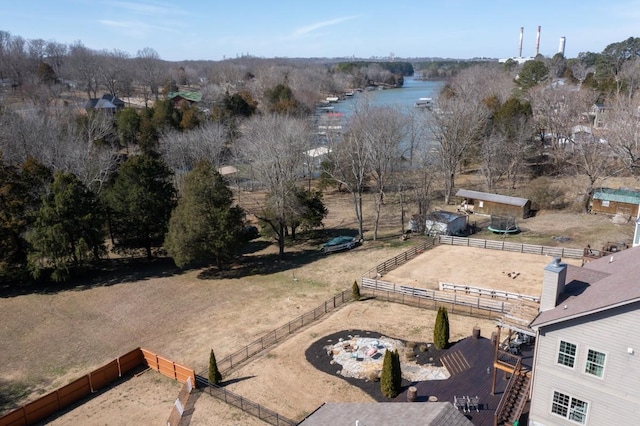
left=455, top=189, right=532, bottom=219
left=591, top=187, right=640, bottom=217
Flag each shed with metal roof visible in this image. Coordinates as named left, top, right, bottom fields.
left=455, top=189, right=531, bottom=219
left=590, top=187, right=640, bottom=217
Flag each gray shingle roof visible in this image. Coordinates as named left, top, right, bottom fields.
left=530, top=245, right=640, bottom=328
left=298, top=402, right=473, bottom=426
left=455, top=189, right=529, bottom=207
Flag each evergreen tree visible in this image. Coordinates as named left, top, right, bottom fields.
left=0, top=159, right=51, bottom=280
left=103, top=154, right=176, bottom=258
left=434, top=306, right=450, bottom=350
left=27, top=171, right=105, bottom=282
left=287, top=187, right=328, bottom=240
left=352, top=280, right=361, bottom=301
left=115, top=107, right=141, bottom=149
left=380, top=349, right=402, bottom=398
left=208, top=349, right=222, bottom=385
left=165, top=162, right=245, bottom=270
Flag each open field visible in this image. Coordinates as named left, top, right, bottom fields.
left=0, top=188, right=635, bottom=424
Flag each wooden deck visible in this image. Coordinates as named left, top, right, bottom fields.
left=393, top=335, right=534, bottom=426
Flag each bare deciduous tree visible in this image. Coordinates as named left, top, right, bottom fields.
left=159, top=122, right=228, bottom=191
left=428, top=87, right=489, bottom=204
left=601, top=95, right=640, bottom=179
left=236, top=114, right=310, bottom=258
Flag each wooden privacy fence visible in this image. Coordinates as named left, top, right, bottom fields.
left=214, top=290, right=352, bottom=375
left=361, top=277, right=512, bottom=319
left=438, top=235, right=584, bottom=259
left=0, top=348, right=194, bottom=426
left=196, top=377, right=296, bottom=426
left=141, top=348, right=195, bottom=384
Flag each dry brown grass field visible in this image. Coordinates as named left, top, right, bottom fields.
left=0, top=180, right=635, bottom=424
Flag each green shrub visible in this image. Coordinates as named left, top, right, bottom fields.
left=352, top=280, right=361, bottom=301
left=434, top=306, right=450, bottom=350
left=380, top=349, right=402, bottom=398
left=208, top=349, right=222, bottom=385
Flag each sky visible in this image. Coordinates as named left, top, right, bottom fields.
left=0, top=0, right=638, bottom=62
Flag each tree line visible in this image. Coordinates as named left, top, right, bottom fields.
left=3, top=30, right=640, bottom=285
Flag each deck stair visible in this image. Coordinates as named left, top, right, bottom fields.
left=494, top=370, right=531, bottom=426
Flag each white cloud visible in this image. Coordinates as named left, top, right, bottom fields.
left=103, top=0, right=187, bottom=16
left=293, top=16, right=358, bottom=38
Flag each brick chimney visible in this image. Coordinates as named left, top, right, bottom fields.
left=540, top=257, right=567, bottom=311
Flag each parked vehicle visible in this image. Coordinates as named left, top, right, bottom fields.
left=321, top=236, right=357, bottom=253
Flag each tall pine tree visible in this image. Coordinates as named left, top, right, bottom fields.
left=104, top=154, right=176, bottom=258
left=27, top=171, right=104, bottom=281
left=165, top=162, right=245, bottom=270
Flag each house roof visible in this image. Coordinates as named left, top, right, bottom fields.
left=305, top=146, right=331, bottom=158
left=455, top=189, right=529, bottom=207
left=426, top=210, right=467, bottom=224
left=298, top=402, right=473, bottom=426
left=530, top=245, right=640, bottom=329
left=167, top=91, right=202, bottom=102
left=592, top=187, right=640, bottom=204
left=85, top=94, right=125, bottom=110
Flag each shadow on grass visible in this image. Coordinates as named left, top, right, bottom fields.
left=0, top=379, right=31, bottom=416
left=1, top=227, right=364, bottom=296
left=197, top=248, right=324, bottom=280
left=0, top=257, right=182, bottom=298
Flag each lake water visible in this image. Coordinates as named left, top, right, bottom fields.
left=329, top=76, right=445, bottom=115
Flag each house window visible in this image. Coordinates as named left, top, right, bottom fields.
left=478, top=201, right=484, bottom=208
left=552, top=391, right=588, bottom=424
left=601, top=200, right=610, bottom=207
left=585, top=349, right=606, bottom=377
left=557, top=341, right=576, bottom=368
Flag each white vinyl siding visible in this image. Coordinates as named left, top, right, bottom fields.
left=558, top=340, right=577, bottom=368
left=552, top=391, right=588, bottom=424
left=529, top=303, right=640, bottom=425
left=585, top=349, right=606, bottom=378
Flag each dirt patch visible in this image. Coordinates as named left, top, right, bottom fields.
left=382, top=245, right=583, bottom=296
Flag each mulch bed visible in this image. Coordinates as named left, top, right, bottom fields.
left=305, top=329, right=447, bottom=402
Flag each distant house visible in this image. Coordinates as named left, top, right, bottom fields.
left=590, top=187, right=640, bottom=217
left=455, top=189, right=531, bottom=219
left=528, top=248, right=640, bottom=425
left=85, top=94, right=125, bottom=113
left=167, top=91, right=202, bottom=108
left=588, top=103, right=608, bottom=129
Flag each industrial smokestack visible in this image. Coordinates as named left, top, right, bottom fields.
left=558, top=36, right=566, bottom=56
left=519, top=27, right=524, bottom=57
left=535, top=26, right=541, bottom=56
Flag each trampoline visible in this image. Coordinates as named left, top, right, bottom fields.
left=487, top=215, right=520, bottom=234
